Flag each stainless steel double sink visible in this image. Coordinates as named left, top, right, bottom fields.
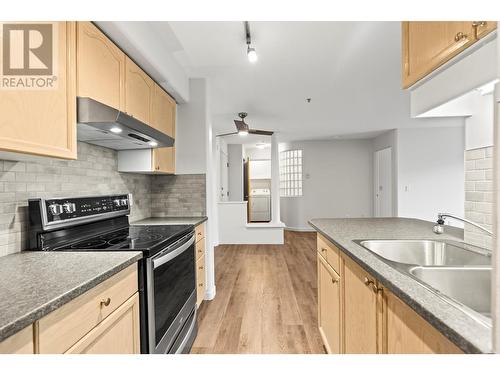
left=355, top=239, right=492, bottom=326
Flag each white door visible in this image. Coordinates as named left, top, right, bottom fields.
left=374, top=147, right=393, bottom=217
left=220, top=150, right=229, bottom=201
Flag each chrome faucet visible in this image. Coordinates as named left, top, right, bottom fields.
left=433, top=213, right=493, bottom=236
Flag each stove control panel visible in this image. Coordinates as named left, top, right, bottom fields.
left=42, top=194, right=130, bottom=224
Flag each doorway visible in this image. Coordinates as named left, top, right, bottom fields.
left=374, top=147, right=393, bottom=217
left=219, top=149, right=229, bottom=202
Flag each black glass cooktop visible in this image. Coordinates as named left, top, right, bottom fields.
left=55, top=224, right=193, bottom=253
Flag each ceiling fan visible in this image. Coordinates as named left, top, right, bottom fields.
left=217, top=112, right=273, bottom=137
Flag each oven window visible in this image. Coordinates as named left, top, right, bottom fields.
left=153, top=244, right=195, bottom=346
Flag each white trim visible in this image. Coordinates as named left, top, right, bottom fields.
left=246, top=221, right=285, bottom=229
left=284, top=226, right=315, bottom=232
left=204, top=285, right=216, bottom=301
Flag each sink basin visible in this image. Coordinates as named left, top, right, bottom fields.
left=409, top=266, right=491, bottom=319
left=358, top=240, right=490, bottom=266
left=355, top=239, right=492, bottom=325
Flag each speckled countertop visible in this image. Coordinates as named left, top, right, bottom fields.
left=0, top=251, right=142, bottom=342
left=132, top=216, right=207, bottom=227
left=308, top=217, right=492, bottom=354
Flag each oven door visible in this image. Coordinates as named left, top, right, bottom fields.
left=146, top=232, right=196, bottom=354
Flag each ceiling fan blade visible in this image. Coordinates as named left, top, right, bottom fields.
left=216, top=131, right=239, bottom=137
left=234, top=120, right=249, bottom=132
left=249, top=129, right=274, bottom=136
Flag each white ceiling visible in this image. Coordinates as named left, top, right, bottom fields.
left=168, top=22, right=461, bottom=141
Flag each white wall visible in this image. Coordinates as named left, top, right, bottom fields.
left=410, top=37, right=497, bottom=117
left=279, top=139, right=374, bottom=230
left=176, top=78, right=208, bottom=174
left=228, top=144, right=244, bottom=201
left=397, top=126, right=465, bottom=222
left=245, top=146, right=271, bottom=160
left=465, top=93, right=494, bottom=150
left=372, top=130, right=398, bottom=216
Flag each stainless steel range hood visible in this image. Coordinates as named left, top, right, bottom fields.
left=77, top=97, right=175, bottom=150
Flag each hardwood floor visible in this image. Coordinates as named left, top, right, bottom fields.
left=191, top=230, right=325, bottom=354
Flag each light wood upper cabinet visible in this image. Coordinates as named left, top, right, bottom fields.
left=402, top=21, right=497, bottom=88
left=343, top=256, right=382, bottom=353
left=77, top=22, right=125, bottom=110
left=152, top=83, right=176, bottom=137
left=125, top=57, right=154, bottom=125
left=0, top=21, right=77, bottom=159
left=317, top=253, right=342, bottom=354
left=152, top=147, right=175, bottom=174
left=385, top=290, right=462, bottom=354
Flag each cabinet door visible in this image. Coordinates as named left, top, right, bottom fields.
left=0, top=325, right=33, bottom=354
left=152, top=147, right=175, bottom=174
left=343, top=256, right=382, bottom=353
left=65, top=293, right=140, bottom=354
left=77, top=22, right=125, bottom=110
left=151, top=83, right=176, bottom=137
left=125, top=57, right=154, bottom=125
left=317, top=254, right=341, bottom=354
left=0, top=22, right=77, bottom=159
left=386, top=291, right=462, bottom=354
left=402, top=21, right=475, bottom=88
left=196, top=255, right=206, bottom=307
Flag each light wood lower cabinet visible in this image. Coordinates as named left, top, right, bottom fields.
left=317, top=253, right=341, bottom=354
left=385, top=291, right=462, bottom=354
left=66, top=293, right=140, bottom=354
left=343, top=256, right=382, bottom=353
left=0, top=326, right=33, bottom=354
left=317, top=233, right=462, bottom=354
left=195, top=223, right=206, bottom=307
left=38, top=264, right=139, bottom=354
left=0, top=21, right=77, bottom=159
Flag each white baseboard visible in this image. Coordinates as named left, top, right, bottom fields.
left=204, top=285, right=216, bottom=300
left=284, top=226, right=316, bottom=232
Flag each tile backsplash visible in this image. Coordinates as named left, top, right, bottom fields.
left=0, top=142, right=206, bottom=257
left=152, top=174, right=206, bottom=217
left=464, top=146, right=493, bottom=250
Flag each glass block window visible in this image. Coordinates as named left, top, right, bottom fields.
left=279, top=149, right=303, bottom=197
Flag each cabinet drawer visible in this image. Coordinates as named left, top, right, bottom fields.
left=38, top=264, right=138, bottom=354
left=195, top=238, right=205, bottom=260
left=196, top=255, right=206, bottom=307
left=195, top=223, right=205, bottom=243
left=65, top=293, right=140, bottom=354
left=317, top=234, right=341, bottom=274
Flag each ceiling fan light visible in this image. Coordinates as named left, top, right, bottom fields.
left=247, top=46, right=258, bottom=63
left=238, top=129, right=249, bottom=136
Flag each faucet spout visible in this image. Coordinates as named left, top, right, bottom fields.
left=433, top=213, right=493, bottom=236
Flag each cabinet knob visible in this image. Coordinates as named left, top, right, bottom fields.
left=331, top=277, right=339, bottom=284
left=321, top=247, right=327, bottom=252
left=198, top=283, right=204, bottom=287
left=199, top=266, right=204, bottom=270
left=454, top=31, right=468, bottom=42
left=100, top=297, right=111, bottom=307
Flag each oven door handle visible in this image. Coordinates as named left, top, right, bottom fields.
left=152, top=234, right=195, bottom=269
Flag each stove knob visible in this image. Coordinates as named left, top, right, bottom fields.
left=114, top=199, right=121, bottom=207
left=120, top=199, right=128, bottom=207
left=48, top=204, right=63, bottom=216
left=63, top=203, right=76, bottom=213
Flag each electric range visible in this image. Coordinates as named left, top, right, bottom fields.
left=28, top=194, right=198, bottom=354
